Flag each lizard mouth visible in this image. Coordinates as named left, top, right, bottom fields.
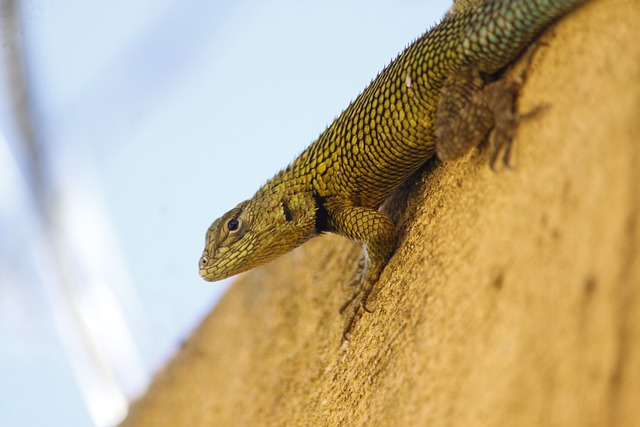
left=200, top=272, right=215, bottom=282
left=199, top=266, right=218, bottom=282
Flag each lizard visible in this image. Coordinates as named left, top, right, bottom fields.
left=199, top=0, right=588, bottom=339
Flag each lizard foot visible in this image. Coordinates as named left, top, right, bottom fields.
left=339, top=270, right=378, bottom=341
left=486, top=93, right=549, bottom=170
left=485, top=41, right=550, bottom=170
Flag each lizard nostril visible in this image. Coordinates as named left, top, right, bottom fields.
left=199, top=255, right=209, bottom=269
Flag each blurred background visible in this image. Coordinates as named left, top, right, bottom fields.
left=0, top=0, right=448, bottom=425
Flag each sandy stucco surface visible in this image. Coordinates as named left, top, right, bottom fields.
left=122, top=1, right=640, bottom=425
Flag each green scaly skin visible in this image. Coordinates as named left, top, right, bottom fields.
left=199, top=0, right=587, bottom=338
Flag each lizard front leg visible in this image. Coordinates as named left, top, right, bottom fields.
left=329, top=205, right=396, bottom=339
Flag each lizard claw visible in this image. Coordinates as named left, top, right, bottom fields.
left=488, top=101, right=550, bottom=171
left=341, top=301, right=362, bottom=342
left=339, top=271, right=378, bottom=340
left=360, top=285, right=375, bottom=313
left=340, top=291, right=374, bottom=341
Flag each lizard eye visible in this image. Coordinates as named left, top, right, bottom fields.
left=226, top=217, right=241, bottom=232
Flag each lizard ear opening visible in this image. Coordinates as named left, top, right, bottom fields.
left=282, top=200, right=293, bottom=222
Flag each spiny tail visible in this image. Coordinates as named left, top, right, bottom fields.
left=456, top=0, right=588, bottom=72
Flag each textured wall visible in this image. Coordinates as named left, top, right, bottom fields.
left=122, top=0, right=640, bottom=425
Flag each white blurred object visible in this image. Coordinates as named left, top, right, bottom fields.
left=0, top=0, right=148, bottom=423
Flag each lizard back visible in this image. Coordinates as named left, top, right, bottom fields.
left=264, top=0, right=586, bottom=210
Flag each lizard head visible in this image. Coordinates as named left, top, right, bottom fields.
left=199, top=190, right=318, bottom=281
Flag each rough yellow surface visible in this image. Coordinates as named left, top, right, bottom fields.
left=122, top=0, right=640, bottom=425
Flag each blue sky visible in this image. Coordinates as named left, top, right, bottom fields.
left=0, top=0, right=449, bottom=425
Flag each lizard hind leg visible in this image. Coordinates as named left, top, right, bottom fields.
left=435, top=69, right=495, bottom=162
left=436, top=41, right=547, bottom=169
left=435, top=69, right=536, bottom=169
